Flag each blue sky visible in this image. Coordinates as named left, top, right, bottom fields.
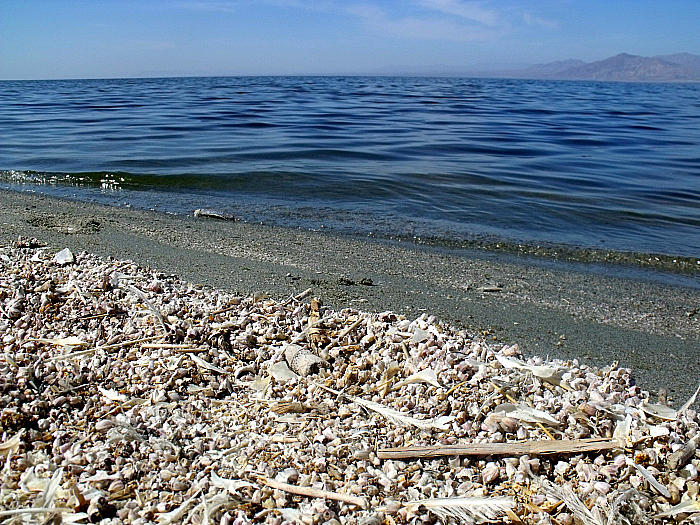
left=1, top=0, right=698, bottom=79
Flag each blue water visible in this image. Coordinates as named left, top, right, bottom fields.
left=2, top=76, right=700, bottom=259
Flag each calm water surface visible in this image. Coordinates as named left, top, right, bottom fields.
left=2, top=76, right=699, bottom=260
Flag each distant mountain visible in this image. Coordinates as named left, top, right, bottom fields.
left=657, top=52, right=700, bottom=70
left=368, top=62, right=531, bottom=77
left=512, top=53, right=700, bottom=82
left=364, top=52, right=700, bottom=81
left=519, top=59, right=586, bottom=77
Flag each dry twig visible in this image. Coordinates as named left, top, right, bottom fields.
left=377, top=437, right=621, bottom=460
left=256, top=477, right=368, bottom=509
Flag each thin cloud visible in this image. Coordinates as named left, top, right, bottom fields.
left=176, top=2, right=237, bottom=13
left=417, top=0, right=500, bottom=27
left=522, top=12, right=558, bottom=29
left=177, top=0, right=332, bottom=12
left=347, top=3, right=507, bottom=42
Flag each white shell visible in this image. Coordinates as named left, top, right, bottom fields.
left=53, top=247, right=74, bottom=265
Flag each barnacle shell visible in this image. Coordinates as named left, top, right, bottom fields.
left=0, top=243, right=698, bottom=525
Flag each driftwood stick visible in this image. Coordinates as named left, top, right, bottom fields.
left=142, top=343, right=193, bottom=349
left=666, top=436, right=698, bottom=470
left=173, top=347, right=210, bottom=354
left=291, top=315, right=334, bottom=344
left=377, top=437, right=622, bottom=460
left=284, top=288, right=313, bottom=306
left=210, top=303, right=242, bottom=315
left=140, top=343, right=209, bottom=353
left=46, top=335, right=163, bottom=362
left=99, top=335, right=163, bottom=352
left=258, top=477, right=368, bottom=509
left=320, top=316, right=366, bottom=356
left=0, top=508, right=76, bottom=518
left=337, top=316, right=365, bottom=340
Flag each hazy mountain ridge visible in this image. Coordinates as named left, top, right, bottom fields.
left=368, top=53, right=700, bottom=81
left=515, top=52, right=700, bottom=82
left=656, top=52, right=700, bottom=70
left=519, top=59, right=586, bottom=76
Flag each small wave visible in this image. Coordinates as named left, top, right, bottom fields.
left=1, top=76, right=699, bottom=263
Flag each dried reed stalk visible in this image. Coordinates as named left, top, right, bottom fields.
left=257, top=477, right=368, bottom=509
left=46, top=335, right=162, bottom=361
left=377, top=437, right=621, bottom=460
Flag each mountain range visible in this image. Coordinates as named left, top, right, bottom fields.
left=510, top=52, right=700, bottom=82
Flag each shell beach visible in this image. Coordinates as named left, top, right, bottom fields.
left=2, top=239, right=700, bottom=524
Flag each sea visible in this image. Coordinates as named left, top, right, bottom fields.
left=1, top=76, right=699, bottom=277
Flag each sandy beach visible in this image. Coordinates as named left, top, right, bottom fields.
left=1, top=188, right=699, bottom=402
left=3, top=186, right=700, bottom=524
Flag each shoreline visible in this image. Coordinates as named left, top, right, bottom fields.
left=378, top=234, right=700, bottom=280
left=2, top=187, right=700, bottom=402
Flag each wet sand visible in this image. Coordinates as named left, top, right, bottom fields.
left=2, top=188, right=699, bottom=403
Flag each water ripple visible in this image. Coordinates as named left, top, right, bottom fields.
left=1, top=76, right=699, bottom=259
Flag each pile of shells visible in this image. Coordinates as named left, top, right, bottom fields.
left=1, top=238, right=699, bottom=525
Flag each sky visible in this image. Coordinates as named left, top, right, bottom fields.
left=1, top=0, right=699, bottom=79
